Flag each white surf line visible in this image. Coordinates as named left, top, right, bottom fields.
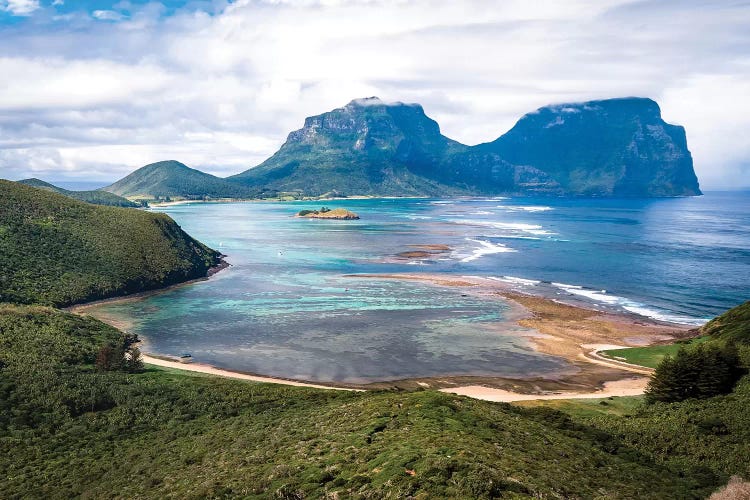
left=142, top=354, right=363, bottom=391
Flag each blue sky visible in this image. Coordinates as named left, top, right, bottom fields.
left=0, top=1, right=212, bottom=21
left=0, top=0, right=749, bottom=188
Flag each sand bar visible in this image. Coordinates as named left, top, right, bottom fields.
left=442, top=377, right=649, bottom=402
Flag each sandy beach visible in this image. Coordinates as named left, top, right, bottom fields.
left=441, top=377, right=649, bottom=402
left=141, top=353, right=362, bottom=391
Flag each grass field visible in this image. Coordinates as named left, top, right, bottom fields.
left=601, top=337, right=709, bottom=368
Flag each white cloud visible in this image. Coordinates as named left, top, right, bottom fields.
left=0, top=0, right=749, bottom=189
left=92, top=10, right=125, bottom=21
left=1, top=0, right=39, bottom=16
left=659, top=73, right=750, bottom=190
left=0, top=58, right=174, bottom=110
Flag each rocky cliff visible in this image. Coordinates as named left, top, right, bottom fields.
left=479, top=97, right=701, bottom=196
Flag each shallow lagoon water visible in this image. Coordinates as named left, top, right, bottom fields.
left=95, top=193, right=750, bottom=383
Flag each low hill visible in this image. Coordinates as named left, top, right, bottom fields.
left=0, top=180, right=220, bottom=307
left=0, top=303, right=729, bottom=499
left=17, top=178, right=138, bottom=207
left=101, top=160, right=257, bottom=200
left=227, top=96, right=701, bottom=198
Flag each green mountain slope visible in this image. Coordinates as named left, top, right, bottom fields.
left=227, top=96, right=701, bottom=198
left=1, top=303, right=732, bottom=499
left=0, top=180, right=220, bottom=307
left=17, top=178, right=138, bottom=207
left=101, top=160, right=256, bottom=200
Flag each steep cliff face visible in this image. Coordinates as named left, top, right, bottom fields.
left=480, top=98, right=701, bottom=196
left=227, top=96, right=702, bottom=198
left=228, top=97, right=469, bottom=197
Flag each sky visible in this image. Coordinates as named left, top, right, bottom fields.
left=0, top=0, right=748, bottom=189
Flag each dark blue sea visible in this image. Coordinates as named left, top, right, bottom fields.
left=92, top=192, right=750, bottom=383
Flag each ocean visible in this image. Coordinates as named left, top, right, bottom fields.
left=91, top=192, right=750, bottom=383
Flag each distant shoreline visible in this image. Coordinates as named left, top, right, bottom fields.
left=146, top=195, right=430, bottom=207
left=67, top=258, right=230, bottom=317
left=139, top=193, right=707, bottom=208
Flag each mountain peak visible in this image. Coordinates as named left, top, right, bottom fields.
left=140, top=160, right=191, bottom=171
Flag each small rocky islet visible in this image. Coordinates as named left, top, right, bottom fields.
left=295, top=207, right=360, bottom=220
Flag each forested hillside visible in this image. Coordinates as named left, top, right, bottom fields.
left=0, top=180, right=220, bottom=306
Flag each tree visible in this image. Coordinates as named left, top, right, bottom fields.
left=125, top=346, right=143, bottom=372
left=95, top=344, right=117, bottom=371
left=646, top=342, right=745, bottom=403
left=94, top=332, right=143, bottom=373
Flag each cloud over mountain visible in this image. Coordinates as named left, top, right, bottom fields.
left=0, top=0, right=748, bottom=189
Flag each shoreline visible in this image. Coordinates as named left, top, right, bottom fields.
left=141, top=353, right=363, bottom=391
left=146, top=195, right=430, bottom=208
left=71, top=270, right=696, bottom=401
left=67, top=258, right=230, bottom=317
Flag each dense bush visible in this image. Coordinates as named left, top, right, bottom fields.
left=0, top=181, right=220, bottom=307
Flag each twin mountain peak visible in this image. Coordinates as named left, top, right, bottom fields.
left=104, top=96, right=701, bottom=199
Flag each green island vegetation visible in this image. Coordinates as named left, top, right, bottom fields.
left=1, top=303, right=749, bottom=499
left=1, top=178, right=748, bottom=497
left=16, top=178, right=141, bottom=207
left=296, top=207, right=360, bottom=219
left=0, top=180, right=220, bottom=307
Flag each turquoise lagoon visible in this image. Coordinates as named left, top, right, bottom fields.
left=94, top=193, right=750, bottom=383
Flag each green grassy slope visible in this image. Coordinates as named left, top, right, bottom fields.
left=0, top=304, right=730, bottom=499
left=102, top=160, right=257, bottom=200
left=17, top=178, right=139, bottom=207
left=0, top=180, right=220, bottom=307
left=703, top=301, right=750, bottom=345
